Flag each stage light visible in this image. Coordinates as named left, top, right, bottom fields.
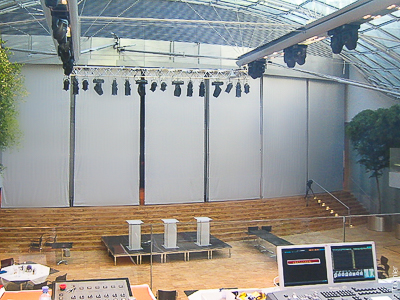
left=225, top=82, right=233, bottom=93
left=52, top=17, right=69, bottom=44
left=328, top=24, right=360, bottom=54
left=72, top=77, right=79, bottom=95
left=150, top=82, right=157, bottom=92
left=63, top=78, right=70, bottom=91
left=160, top=82, right=167, bottom=91
left=125, top=79, right=131, bottom=96
left=82, top=79, right=89, bottom=91
left=212, top=81, right=223, bottom=98
left=136, top=79, right=148, bottom=97
left=236, top=82, right=241, bottom=98
left=93, top=79, right=104, bottom=95
left=248, top=58, right=266, bottom=79
left=283, top=44, right=307, bottom=68
left=244, top=83, right=250, bottom=94
left=172, top=81, right=184, bottom=97
left=187, top=81, right=193, bottom=97
left=112, top=79, right=118, bottom=95
left=199, top=81, right=205, bottom=97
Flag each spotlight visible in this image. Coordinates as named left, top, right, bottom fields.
left=248, top=58, right=266, bottom=79
left=328, top=24, right=360, bottom=54
left=72, top=77, right=79, bottom=95
left=212, top=81, right=223, bottom=98
left=160, top=82, right=167, bottom=91
left=93, top=79, right=104, bottom=95
left=225, top=82, right=233, bottom=93
left=235, top=82, right=241, bottom=98
left=52, top=17, right=69, bottom=44
left=82, top=79, right=89, bottom=91
left=150, top=81, right=157, bottom=92
left=284, top=44, right=307, bottom=68
left=136, top=79, right=148, bottom=97
left=125, top=79, right=131, bottom=96
left=199, top=81, right=205, bottom=97
left=187, top=81, right=193, bottom=97
left=63, top=78, right=70, bottom=91
left=172, top=81, right=184, bottom=97
left=112, top=79, right=118, bottom=95
left=244, top=83, right=250, bottom=94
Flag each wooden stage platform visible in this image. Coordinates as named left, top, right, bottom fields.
left=102, top=232, right=232, bottom=265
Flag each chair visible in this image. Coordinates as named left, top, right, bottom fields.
left=29, top=234, right=44, bottom=252
left=55, top=273, right=67, bottom=282
left=1, top=258, right=14, bottom=268
left=32, top=281, right=49, bottom=290
left=5, top=282, right=20, bottom=291
left=157, top=290, right=177, bottom=300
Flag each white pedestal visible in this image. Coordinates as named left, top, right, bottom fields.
left=126, top=220, right=143, bottom=250
left=389, top=172, right=400, bottom=188
left=195, top=217, right=212, bottom=246
left=162, top=219, right=179, bottom=249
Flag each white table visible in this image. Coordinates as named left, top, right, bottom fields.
left=0, top=263, right=50, bottom=285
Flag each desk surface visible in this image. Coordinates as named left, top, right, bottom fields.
left=1, top=284, right=155, bottom=300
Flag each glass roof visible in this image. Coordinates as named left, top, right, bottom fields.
left=0, top=0, right=399, bottom=98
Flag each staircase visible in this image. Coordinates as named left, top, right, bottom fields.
left=0, top=191, right=369, bottom=253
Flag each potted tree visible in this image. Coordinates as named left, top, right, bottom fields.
left=346, top=105, right=400, bottom=231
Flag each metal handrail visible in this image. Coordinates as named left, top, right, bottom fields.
left=309, top=179, right=351, bottom=217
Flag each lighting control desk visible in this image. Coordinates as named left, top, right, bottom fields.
left=51, top=278, right=134, bottom=300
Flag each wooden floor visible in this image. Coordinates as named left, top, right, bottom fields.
left=2, top=222, right=400, bottom=300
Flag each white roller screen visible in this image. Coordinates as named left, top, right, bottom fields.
left=308, top=81, right=345, bottom=192
left=145, top=79, right=204, bottom=204
left=262, top=77, right=307, bottom=198
left=2, top=65, right=70, bottom=207
left=74, top=77, right=140, bottom=206
left=209, top=79, right=261, bottom=201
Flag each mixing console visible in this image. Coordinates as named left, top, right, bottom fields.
left=51, top=278, right=134, bottom=300
left=267, top=282, right=399, bottom=300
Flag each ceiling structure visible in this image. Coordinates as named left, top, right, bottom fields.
left=0, top=0, right=399, bottom=98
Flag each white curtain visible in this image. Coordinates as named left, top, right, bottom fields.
left=2, top=65, right=70, bottom=207
left=73, top=77, right=140, bottom=206
left=262, top=77, right=308, bottom=198
left=145, top=79, right=204, bottom=204
left=308, top=81, right=345, bottom=192
left=209, top=79, right=261, bottom=201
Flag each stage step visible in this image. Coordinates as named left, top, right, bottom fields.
left=0, top=191, right=369, bottom=253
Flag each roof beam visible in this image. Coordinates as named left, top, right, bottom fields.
left=237, top=0, right=400, bottom=66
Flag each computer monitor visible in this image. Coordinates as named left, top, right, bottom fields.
left=277, top=244, right=329, bottom=289
left=329, top=241, right=378, bottom=284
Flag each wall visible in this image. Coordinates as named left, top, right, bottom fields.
left=346, top=65, right=400, bottom=213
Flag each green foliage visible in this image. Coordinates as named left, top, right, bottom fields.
left=346, top=105, right=400, bottom=178
left=0, top=39, right=24, bottom=152
left=346, top=105, right=400, bottom=213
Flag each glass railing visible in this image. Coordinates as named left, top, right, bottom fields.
left=1, top=214, right=400, bottom=298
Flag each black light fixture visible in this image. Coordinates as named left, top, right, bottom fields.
left=187, top=81, right=193, bottom=97
left=235, top=82, right=242, bottom=98
left=72, top=77, right=79, bottom=95
left=63, top=78, right=70, bottom=91
left=82, top=79, right=89, bottom=91
left=328, top=24, right=360, bottom=54
left=283, top=44, right=307, bottom=68
left=199, top=81, right=205, bottom=97
left=212, top=81, right=224, bottom=98
left=125, top=79, right=131, bottom=96
left=172, top=81, right=184, bottom=97
left=150, top=81, right=157, bottom=92
left=248, top=58, right=266, bottom=79
left=160, top=82, right=167, bottom=91
left=225, top=82, right=233, bottom=93
left=244, top=83, right=250, bottom=94
left=111, top=79, right=118, bottom=95
left=136, top=79, right=148, bottom=97
left=93, top=79, right=104, bottom=95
